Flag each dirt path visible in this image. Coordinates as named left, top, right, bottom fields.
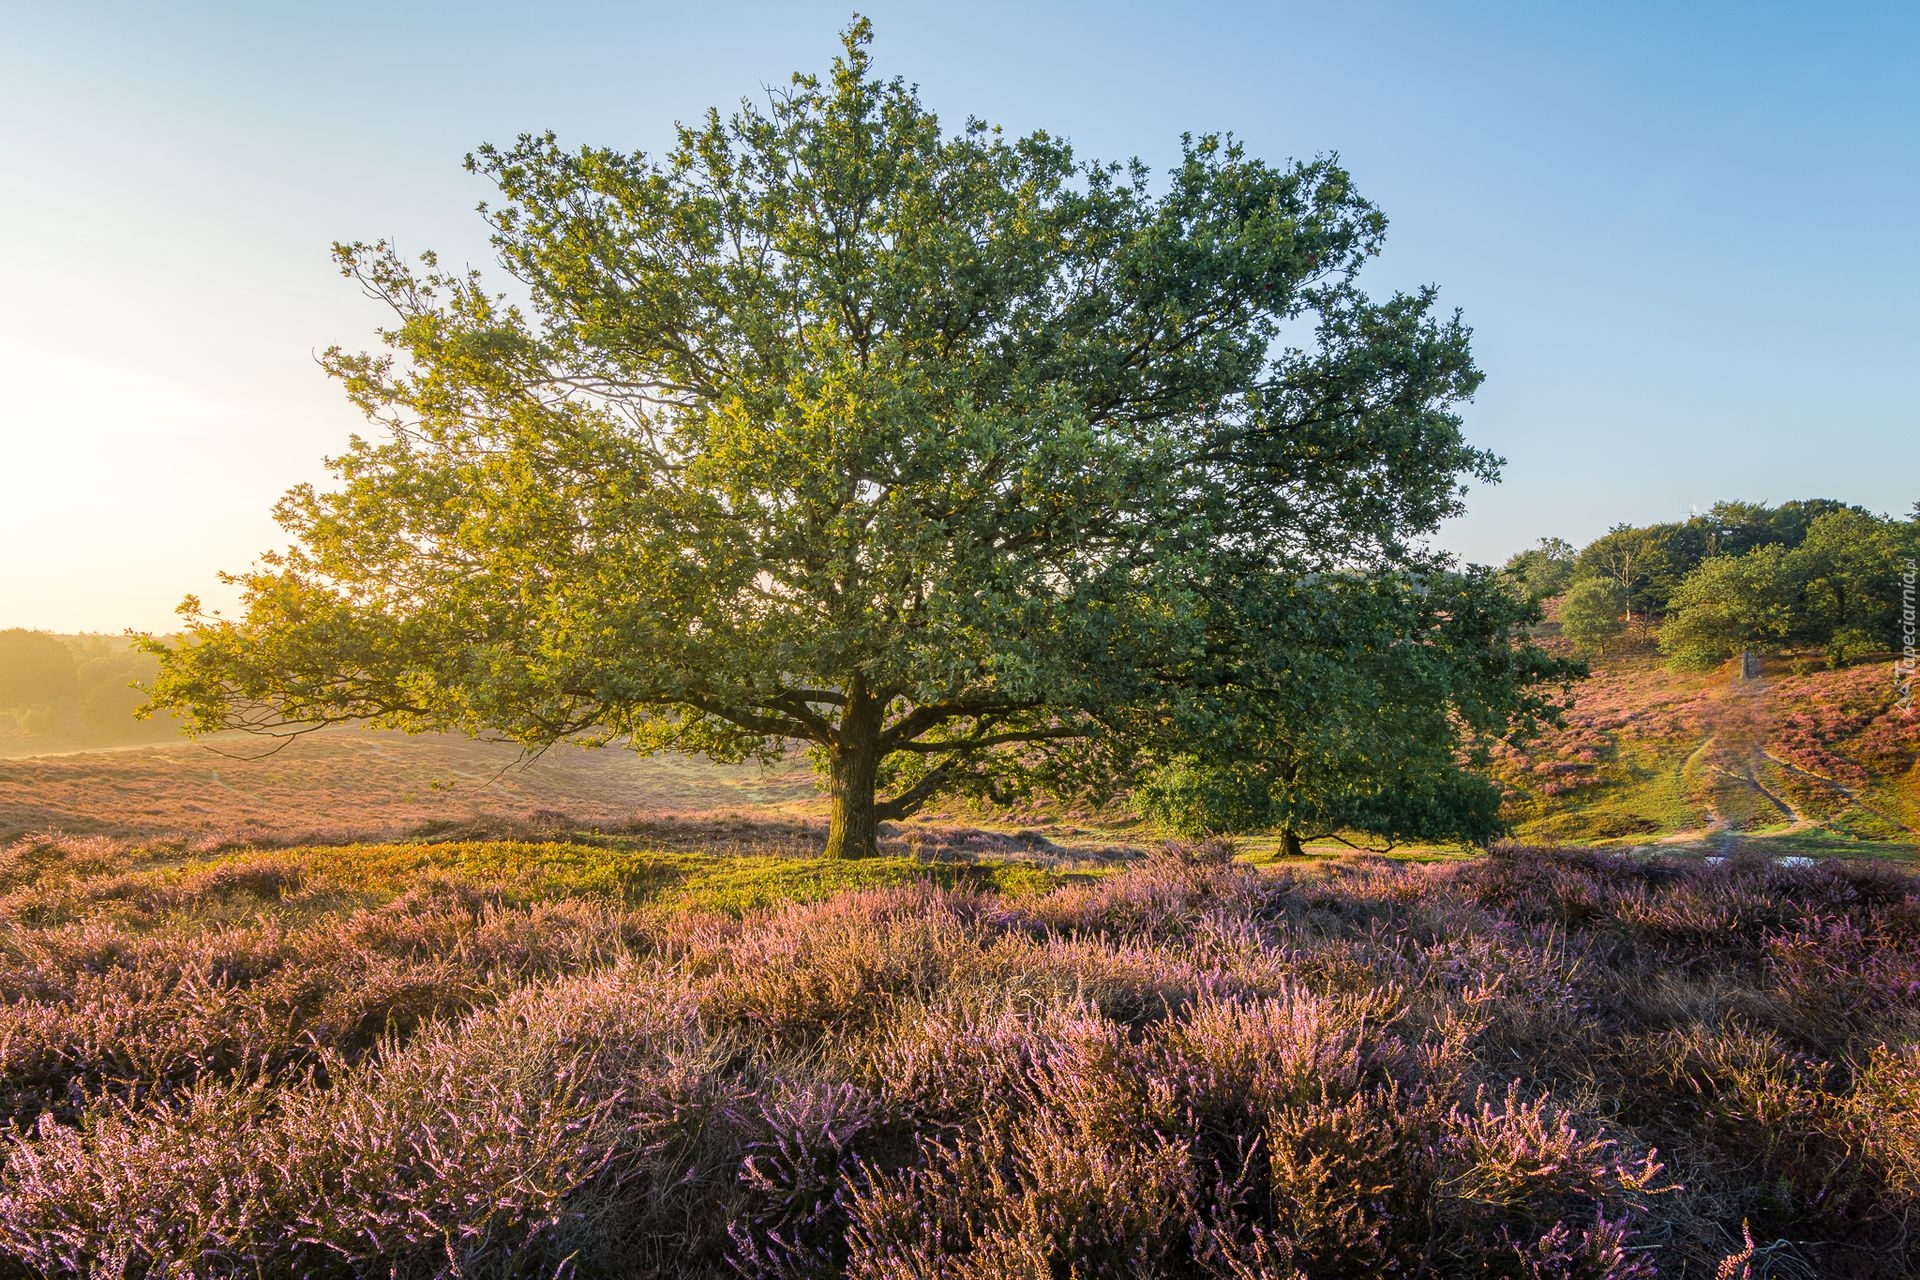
left=1713, top=760, right=1804, bottom=823
left=1761, top=749, right=1917, bottom=834
left=1667, top=672, right=1822, bottom=847
left=1651, top=665, right=1920, bottom=852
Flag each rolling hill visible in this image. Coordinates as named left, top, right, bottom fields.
left=1496, top=651, right=1920, bottom=856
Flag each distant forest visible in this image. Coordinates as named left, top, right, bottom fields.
left=0, top=631, right=180, bottom=753
left=1502, top=498, right=1919, bottom=669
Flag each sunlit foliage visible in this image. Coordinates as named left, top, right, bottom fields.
left=141, top=20, right=1514, bottom=856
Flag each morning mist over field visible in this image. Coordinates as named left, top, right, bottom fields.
left=2, top=5, right=1918, bottom=1277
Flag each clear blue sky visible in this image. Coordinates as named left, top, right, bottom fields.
left=2, top=1, right=1914, bottom=633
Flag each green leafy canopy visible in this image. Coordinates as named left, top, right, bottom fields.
left=1137, top=567, right=1580, bottom=849
left=142, top=18, right=1521, bottom=856
left=1659, top=510, right=1918, bottom=670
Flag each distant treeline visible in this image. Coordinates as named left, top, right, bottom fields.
left=0, top=631, right=180, bottom=753
left=1502, top=499, right=1919, bottom=668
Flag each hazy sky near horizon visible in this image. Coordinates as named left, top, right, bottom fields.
left=2, top=1, right=1915, bottom=634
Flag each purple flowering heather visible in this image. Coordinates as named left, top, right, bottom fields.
left=1, top=836, right=1917, bottom=1276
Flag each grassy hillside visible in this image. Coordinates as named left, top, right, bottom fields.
left=3, top=831, right=1918, bottom=1276
left=1496, top=652, right=1920, bottom=856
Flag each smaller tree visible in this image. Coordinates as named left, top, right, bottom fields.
left=1500, top=537, right=1577, bottom=603
left=1658, top=546, right=1796, bottom=670
left=1789, top=510, right=1907, bottom=666
left=1136, top=757, right=1278, bottom=839
left=1576, top=525, right=1675, bottom=624
left=1559, top=578, right=1627, bottom=657
left=1137, top=568, right=1578, bottom=854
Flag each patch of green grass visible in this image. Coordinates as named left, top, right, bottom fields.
left=1513, top=741, right=1705, bottom=845
left=1774, top=830, right=1902, bottom=858
left=1742, top=828, right=1920, bottom=861
left=1520, top=740, right=1704, bottom=852
left=659, top=854, right=1062, bottom=913
left=1231, top=834, right=1482, bottom=866
left=143, top=838, right=1068, bottom=918
left=1650, top=827, right=1920, bottom=863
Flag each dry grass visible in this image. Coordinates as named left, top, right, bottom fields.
left=0, top=729, right=820, bottom=846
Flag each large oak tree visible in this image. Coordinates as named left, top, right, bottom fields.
left=143, top=21, right=1503, bottom=857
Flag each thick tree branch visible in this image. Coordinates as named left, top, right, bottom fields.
left=893, top=725, right=1088, bottom=753
left=878, top=696, right=1039, bottom=748
left=683, top=695, right=830, bottom=744
left=759, top=690, right=840, bottom=740
left=875, top=759, right=966, bottom=822
left=1300, top=830, right=1400, bottom=854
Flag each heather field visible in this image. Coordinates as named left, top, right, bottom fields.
left=2, top=829, right=1918, bottom=1278
left=0, top=731, right=819, bottom=847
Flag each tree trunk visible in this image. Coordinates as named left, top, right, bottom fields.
left=1281, top=828, right=1306, bottom=859
left=824, top=680, right=883, bottom=859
